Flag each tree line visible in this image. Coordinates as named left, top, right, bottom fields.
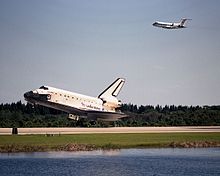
left=0, top=101, right=220, bottom=127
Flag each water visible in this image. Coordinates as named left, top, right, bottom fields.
left=0, top=148, right=220, bottom=176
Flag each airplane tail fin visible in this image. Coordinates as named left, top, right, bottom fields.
left=98, top=78, right=125, bottom=111
left=180, top=18, right=191, bottom=27
left=98, top=78, right=125, bottom=100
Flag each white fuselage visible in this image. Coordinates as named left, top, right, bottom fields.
left=26, top=86, right=120, bottom=113
left=45, top=86, right=103, bottom=112
left=24, top=78, right=126, bottom=121
left=153, top=21, right=184, bottom=29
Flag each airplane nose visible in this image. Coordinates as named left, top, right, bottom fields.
left=24, top=91, right=34, bottom=99
left=24, top=91, right=50, bottom=101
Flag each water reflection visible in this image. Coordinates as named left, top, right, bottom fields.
left=0, top=148, right=219, bottom=176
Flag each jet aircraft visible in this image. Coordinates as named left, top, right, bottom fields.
left=24, top=78, right=126, bottom=121
left=152, top=18, right=191, bottom=29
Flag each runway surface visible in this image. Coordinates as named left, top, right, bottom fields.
left=0, top=126, right=220, bottom=135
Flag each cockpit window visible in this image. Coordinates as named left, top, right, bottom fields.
left=39, top=86, right=49, bottom=90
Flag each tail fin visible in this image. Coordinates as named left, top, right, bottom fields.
left=180, top=18, right=191, bottom=27
left=98, top=78, right=125, bottom=99
left=98, top=78, right=125, bottom=111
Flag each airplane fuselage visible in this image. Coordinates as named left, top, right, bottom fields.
left=152, top=21, right=185, bottom=29
left=152, top=19, right=191, bottom=29
left=24, top=78, right=126, bottom=121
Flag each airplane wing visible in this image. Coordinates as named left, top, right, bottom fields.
left=66, top=105, right=126, bottom=121
left=86, top=110, right=127, bottom=121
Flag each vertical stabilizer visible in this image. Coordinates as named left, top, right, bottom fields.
left=180, top=18, right=191, bottom=27
left=98, top=78, right=125, bottom=99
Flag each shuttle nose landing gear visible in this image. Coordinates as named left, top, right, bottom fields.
left=68, top=114, right=80, bottom=121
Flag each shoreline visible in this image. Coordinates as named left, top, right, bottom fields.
left=1, top=132, right=219, bottom=153
left=1, top=141, right=220, bottom=153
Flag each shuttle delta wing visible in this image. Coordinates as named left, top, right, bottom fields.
left=87, top=110, right=127, bottom=121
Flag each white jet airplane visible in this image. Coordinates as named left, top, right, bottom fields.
left=152, top=18, right=191, bottom=29
left=24, top=78, right=126, bottom=121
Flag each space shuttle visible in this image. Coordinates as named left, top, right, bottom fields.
left=152, top=18, right=191, bottom=29
left=24, top=78, right=126, bottom=121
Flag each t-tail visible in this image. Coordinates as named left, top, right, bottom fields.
left=180, top=18, right=191, bottom=27
left=98, top=78, right=125, bottom=111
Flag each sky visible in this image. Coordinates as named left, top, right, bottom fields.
left=0, top=0, right=220, bottom=106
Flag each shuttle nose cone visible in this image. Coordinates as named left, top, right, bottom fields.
left=24, top=91, right=33, bottom=99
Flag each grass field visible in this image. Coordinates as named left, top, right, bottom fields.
left=0, top=133, right=220, bottom=152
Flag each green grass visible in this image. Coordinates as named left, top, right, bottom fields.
left=0, top=133, right=220, bottom=151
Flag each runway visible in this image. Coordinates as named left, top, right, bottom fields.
left=0, top=126, right=220, bottom=135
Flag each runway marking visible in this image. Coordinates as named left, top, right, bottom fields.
left=0, top=126, right=220, bottom=135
